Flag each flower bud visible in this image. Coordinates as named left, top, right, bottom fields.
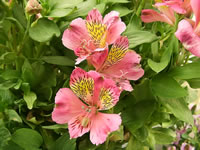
left=25, top=0, right=42, bottom=15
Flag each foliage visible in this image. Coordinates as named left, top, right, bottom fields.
left=0, top=0, right=200, bottom=149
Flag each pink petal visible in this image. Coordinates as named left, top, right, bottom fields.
left=117, top=80, right=133, bottom=92
left=106, top=19, right=126, bottom=44
left=191, top=0, right=200, bottom=26
left=52, top=88, right=85, bottom=124
left=169, top=4, right=186, bottom=14
left=141, top=9, right=174, bottom=25
left=70, top=67, right=95, bottom=105
left=88, top=70, right=121, bottom=110
left=90, top=112, right=121, bottom=145
left=102, top=51, right=144, bottom=82
left=86, top=8, right=103, bottom=23
left=100, top=36, right=129, bottom=70
left=68, top=112, right=91, bottom=138
left=87, top=48, right=108, bottom=70
left=97, top=78, right=121, bottom=110
left=120, top=51, right=144, bottom=80
left=195, top=22, right=200, bottom=36
left=175, top=19, right=200, bottom=57
left=75, top=55, right=89, bottom=65
left=103, top=11, right=120, bottom=28
left=98, top=37, right=144, bottom=91
left=86, top=9, right=107, bottom=49
left=155, top=4, right=176, bottom=22
left=156, top=1, right=186, bottom=14
left=62, top=18, right=90, bottom=50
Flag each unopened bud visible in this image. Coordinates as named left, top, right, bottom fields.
left=25, top=0, right=42, bottom=15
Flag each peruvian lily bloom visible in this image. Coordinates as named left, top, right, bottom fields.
left=93, top=36, right=144, bottom=92
left=141, top=0, right=176, bottom=25
left=175, top=0, right=200, bottom=57
left=62, top=8, right=126, bottom=65
left=155, top=0, right=192, bottom=16
left=52, top=67, right=121, bottom=145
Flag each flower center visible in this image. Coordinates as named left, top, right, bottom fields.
left=86, top=22, right=107, bottom=48
left=80, top=106, right=97, bottom=127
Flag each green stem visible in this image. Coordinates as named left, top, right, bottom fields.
left=184, top=51, right=190, bottom=64
left=17, top=15, right=31, bottom=56
left=105, top=138, right=109, bottom=150
left=136, top=0, right=145, bottom=16
left=0, top=44, right=10, bottom=51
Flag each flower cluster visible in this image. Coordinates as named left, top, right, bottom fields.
left=52, top=9, right=144, bottom=145
left=141, top=0, right=200, bottom=58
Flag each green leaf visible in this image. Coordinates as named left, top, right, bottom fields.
left=187, top=78, right=200, bottom=89
left=0, top=127, right=11, bottom=147
left=151, top=127, right=176, bottom=144
left=106, top=0, right=130, bottom=3
left=122, top=100, right=155, bottom=134
left=168, top=61, right=200, bottom=79
left=12, top=3, right=27, bottom=28
left=126, top=136, right=144, bottom=150
left=50, top=133, right=76, bottom=150
left=0, top=80, right=17, bottom=90
left=67, top=0, right=96, bottom=20
left=22, top=59, right=35, bottom=85
left=0, top=52, right=16, bottom=64
left=148, top=47, right=172, bottom=73
left=151, top=74, right=187, bottom=98
left=37, top=87, right=53, bottom=100
left=111, top=5, right=132, bottom=17
left=78, top=139, right=97, bottom=150
left=2, top=141, right=23, bottom=150
left=42, top=56, right=75, bottom=66
left=160, top=98, right=194, bottom=125
left=0, top=89, right=15, bottom=106
left=124, top=30, right=158, bottom=48
left=95, top=3, right=106, bottom=14
left=21, top=82, right=30, bottom=94
left=133, top=127, right=148, bottom=142
left=132, top=79, right=155, bottom=102
left=0, top=70, right=20, bottom=80
left=186, top=87, right=198, bottom=103
left=5, top=109, right=22, bottom=123
left=29, top=18, right=60, bottom=42
left=23, top=91, right=37, bottom=109
left=42, top=124, right=68, bottom=130
left=12, top=128, right=43, bottom=150
left=47, top=8, right=75, bottom=18
left=151, top=111, right=170, bottom=123
left=48, top=0, right=83, bottom=9
left=31, top=62, right=56, bottom=88
left=109, top=126, right=124, bottom=142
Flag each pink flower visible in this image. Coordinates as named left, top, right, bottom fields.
left=175, top=0, right=200, bottom=57
left=141, top=1, right=176, bottom=25
left=180, top=143, right=195, bottom=150
left=62, top=9, right=126, bottom=65
left=174, top=128, right=186, bottom=145
left=155, top=0, right=192, bottom=16
left=52, top=67, right=121, bottom=145
left=94, top=36, right=144, bottom=91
